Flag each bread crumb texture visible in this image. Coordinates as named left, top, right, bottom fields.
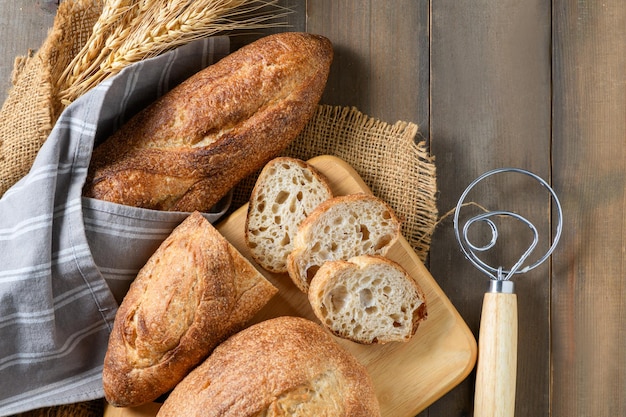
left=246, top=157, right=332, bottom=273
left=309, top=255, right=427, bottom=344
left=287, top=193, right=401, bottom=292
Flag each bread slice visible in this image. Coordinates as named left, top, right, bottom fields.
left=157, top=316, right=381, bottom=417
left=308, top=255, right=427, bottom=344
left=286, top=193, right=401, bottom=292
left=245, top=157, right=333, bottom=273
left=102, top=211, right=277, bottom=407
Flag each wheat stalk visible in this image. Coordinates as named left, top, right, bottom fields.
left=58, top=0, right=138, bottom=90
left=58, top=0, right=289, bottom=104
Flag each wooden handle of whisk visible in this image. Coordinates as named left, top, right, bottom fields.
left=474, top=290, right=518, bottom=417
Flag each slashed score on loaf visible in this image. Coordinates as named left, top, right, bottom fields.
left=102, top=212, right=277, bottom=407
left=156, top=316, right=382, bottom=417
left=309, top=255, right=428, bottom=344
left=83, top=32, right=333, bottom=212
left=245, top=157, right=333, bottom=273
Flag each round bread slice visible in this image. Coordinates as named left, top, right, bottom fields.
left=286, top=193, right=401, bottom=292
left=308, top=255, right=427, bottom=344
left=245, top=157, right=332, bottom=273
left=156, top=316, right=381, bottom=417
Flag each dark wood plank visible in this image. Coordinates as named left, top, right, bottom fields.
left=429, top=1, right=552, bottom=415
left=228, top=0, right=306, bottom=51
left=306, top=0, right=428, bottom=127
left=368, top=2, right=429, bottom=129
left=552, top=1, right=626, bottom=416
left=305, top=0, right=373, bottom=113
left=0, top=0, right=57, bottom=102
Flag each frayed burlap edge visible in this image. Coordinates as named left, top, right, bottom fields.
left=231, top=104, right=438, bottom=262
left=0, top=0, right=103, bottom=196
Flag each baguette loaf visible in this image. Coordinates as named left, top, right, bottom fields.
left=103, top=212, right=277, bottom=407
left=245, top=157, right=333, bottom=273
left=156, top=316, right=381, bottom=417
left=286, top=193, right=401, bottom=292
left=308, top=255, right=427, bottom=344
left=83, top=32, right=333, bottom=212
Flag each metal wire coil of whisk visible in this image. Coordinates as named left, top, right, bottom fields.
left=453, top=168, right=563, bottom=282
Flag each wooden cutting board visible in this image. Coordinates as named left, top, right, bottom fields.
left=104, top=155, right=476, bottom=417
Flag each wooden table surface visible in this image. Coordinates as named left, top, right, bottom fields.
left=1, top=1, right=624, bottom=416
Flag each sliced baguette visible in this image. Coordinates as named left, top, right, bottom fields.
left=308, top=255, right=427, bottom=344
left=245, top=157, right=333, bottom=273
left=286, top=193, right=401, bottom=292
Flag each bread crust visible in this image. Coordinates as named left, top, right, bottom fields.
left=84, top=32, right=333, bottom=211
left=102, top=212, right=277, bottom=407
left=156, top=316, right=381, bottom=417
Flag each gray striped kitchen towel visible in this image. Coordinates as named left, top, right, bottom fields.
left=0, top=36, right=230, bottom=416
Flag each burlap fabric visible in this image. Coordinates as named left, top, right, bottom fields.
left=231, top=105, right=438, bottom=262
left=0, top=0, right=103, bottom=196
left=1, top=2, right=437, bottom=416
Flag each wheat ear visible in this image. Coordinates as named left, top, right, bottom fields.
left=57, top=0, right=139, bottom=92
left=58, top=0, right=289, bottom=104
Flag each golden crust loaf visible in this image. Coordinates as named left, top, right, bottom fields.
left=156, top=316, right=381, bottom=417
left=83, top=32, right=333, bottom=211
left=102, top=212, right=277, bottom=407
